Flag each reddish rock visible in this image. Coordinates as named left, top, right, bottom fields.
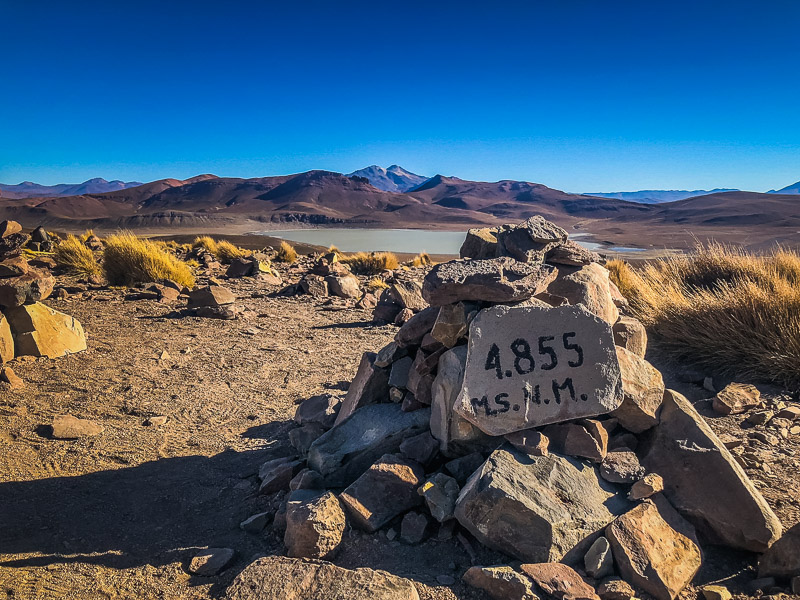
left=520, top=563, right=599, bottom=600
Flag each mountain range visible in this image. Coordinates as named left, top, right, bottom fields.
left=768, top=181, right=800, bottom=195
left=0, top=178, right=143, bottom=200
left=584, top=189, right=739, bottom=204
left=1, top=169, right=799, bottom=251
left=347, top=165, right=428, bottom=193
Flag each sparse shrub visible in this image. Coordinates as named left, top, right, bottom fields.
left=608, top=244, right=800, bottom=387
left=275, top=240, right=298, bottom=264
left=53, top=234, right=102, bottom=277
left=410, top=252, right=432, bottom=268
left=367, top=277, right=389, bottom=291
left=191, top=236, right=246, bottom=263
left=79, top=229, right=95, bottom=243
left=328, top=245, right=341, bottom=255
left=103, top=231, right=195, bottom=288
left=193, top=235, right=219, bottom=255
left=341, top=251, right=399, bottom=275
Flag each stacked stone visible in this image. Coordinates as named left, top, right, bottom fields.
left=298, top=251, right=361, bottom=300
left=0, top=220, right=86, bottom=363
left=260, top=216, right=786, bottom=600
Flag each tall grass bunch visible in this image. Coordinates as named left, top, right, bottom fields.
left=53, top=234, right=102, bottom=277
left=191, top=236, right=246, bottom=263
left=275, top=240, right=298, bottom=264
left=104, top=232, right=195, bottom=288
left=607, top=243, right=800, bottom=386
left=341, top=251, right=399, bottom=275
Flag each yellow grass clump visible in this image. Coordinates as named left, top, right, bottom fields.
left=53, top=234, right=102, bottom=277
left=104, top=232, right=195, bottom=288
left=191, top=236, right=246, bottom=263
left=79, top=229, right=96, bottom=243
left=341, top=251, right=399, bottom=275
left=193, top=235, right=218, bottom=255
left=275, top=240, right=298, bottom=264
left=608, top=244, right=800, bottom=386
left=367, top=277, right=390, bottom=291
left=409, top=252, right=433, bottom=268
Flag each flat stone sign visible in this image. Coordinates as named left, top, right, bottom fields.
left=455, top=304, right=622, bottom=436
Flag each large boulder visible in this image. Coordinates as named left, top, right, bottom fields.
left=611, top=347, right=664, bottom=433
left=0, top=270, right=55, bottom=308
left=339, top=454, right=424, bottom=532
left=711, top=383, right=761, bottom=416
left=547, top=262, right=619, bottom=325
left=606, top=497, right=702, bottom=600
left=639, top=390, right=782, bottom=552
left=612, top=316, right=647, bottom=358
left=284, top=491, right=346, bottom=559
left=0, top=232, right=28, bottom=259
left=5, top=303, right=87, bottom=358
left=500, top=216, right=568, bottom=263
left=455, top=304, right=622, bottom=436
left=459, top=225, right=512, bottom=259
left=546, top=240, right=601, bottom=267
left=389, top=280, right=427, bottom=311
left=187, top=285, right=235, bottom=307
left=226, top=556, right=420, bottom=600
left=454, top=446, right=630, bottom=563
left=334, top=352, right=390, bottom=426
left=0, top=314, right=13, bottom=362
left=308, top=403, right=430, bottom=487
left=326, top=274, right=361, bottom=299
left=422, top=258, right=557, bottom=306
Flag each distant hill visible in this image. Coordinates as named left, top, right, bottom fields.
left=768, top=181, right=800, bottom=194
left=584, top=189, right=738, bottom=204
left=0, top=178, right=143, bottom=200
left=347, top=165, right=428, bottom=193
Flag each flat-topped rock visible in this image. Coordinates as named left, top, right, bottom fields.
left=5, top=302, right=87, bottom=358
left=455, top=304, right=622, bottom=436
left=422, top=257, right=557, bottom=306
left=0, top=270, right=55, bottom=308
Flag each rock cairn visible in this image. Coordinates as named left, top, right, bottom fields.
left=232, top=214, right=797, bottom=600
left=0, top=221, right=86, bottom=373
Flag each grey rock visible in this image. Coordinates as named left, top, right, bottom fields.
left=285, top=491, right=346, bottom=559
left=289, top=423, right=326, bottom=457
left=422, top=257, right=557, bottom=307
left=334, top=352, right=390, bottom=426
left=188, top=547, right=235, bottom=576
left=399, top=431, right=439, bottom=467
left=418, top=473, right=460, bottom=522
left=640, top=389, right=782, bottom=552
left=455, top=304, right=623, bottom=436
left=187, top=285, right=235, bottom=308
left=395, top=306, right=440, bottom=347
left=759, top=521, right=800, bottom=577
left=308, top=404, right=430, bottom=488
left=430, top=302, right=470, bottom=348
left=389, top=279, right=427, bottom=311
left=400, top=511, right=430, bottom=544
left=294, top=394, right=341, bottom=429
left=258, top=456, right=303, bottom=494
left=374, top=341, right=407, bottom=368
left=585, top=536, right=614, bottom=579
left=547, top=262, right=619, bottom=325
left=547, top=239, right=601, bottom=267
left=600, top=450, right=645, bottom=484
left=462, top=565, right=540, bottom=600
left=611, top=346, right=664, bottom=433
left=612, top=316, right=648, bottom=358
left=459, top=225, right=512, bottom=259
left=455, top=446, right=630, bottom=563
left=240, top=511, right=272, bottom=533
left=389, top=356, right=414, bottom=389
left=444, top=452, right=487, bottom=484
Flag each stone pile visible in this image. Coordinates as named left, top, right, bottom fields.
left=234, top=216, right=793, bottom=600
left=0, top=221, right=86, bottom=371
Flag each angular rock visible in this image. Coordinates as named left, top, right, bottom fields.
left=517, top=215, right=569, bottom=245
left=599, top=450, right=645, bottom=484
left=339, top=454, right=424, bottom=532
left=374, top=341, right=407, bottom=368
left=418, top=473, right=460, bottom=522
left=712, top=383, right=761, bottom=416
left=188, top=547, right=235, bottom=576
left=462, top=565, right=539, bottom=600
left=0, top=270, right=55, bottom=308
left=308, top=404, right=430, bottom=487
left=399, top=431, right=438, bottom=467
left=187, top=285, right=235, bottom=308
left=430, top=346, right=488, bottom=455
left=1, top=366, right=23, bottom=388
left=629, top=473, right=664, bottom=500
left=389, top=356, right=413, bottom=389
left=456, top=304, right=622, bottom=436
left=258, top=456, right=303, bottom=494
left=400, top=511, right=430, bottom=544
left=702, top=586, right=732, bottom=600
left=455, top=446, right=629, bottom=563
left=51, top=414, right=103, bottom=439
left=612, top=316, right=647, bottom=358
left=444, top=452, right=486, bottom=484
left=640, top=389, right=782, bottom=552
left=430, top=302, right=470, bottom=348
left=758, top=521, right=800, bottom=577
left=0, top=314, right=13, bottom=362
left=0, top=256, right=30, bottom=277
left=423, top=258, right=557, bottom=307
left=501, top=228, right=554, bottom=264
left=546, top=421, right=608, bottom=463
left=5, top=303, right=87, bottom=358
left=389, top=280, right=427, bottom=311
left=547, top=263, right=619, bottom=325
left=289, top=423, right=326, bottom=457
left=226, top=556, right=421, bottom=600
left=326, top=274, right=360, bottom=299
left=606, top=497, right=702, bottom=600
left=294, top=394, right=341, bottom=429
left=0, top=232, right=28, bottom=259
left=240, top=511, right=272, bottom=533
left=395, top=306, right=439, bottom=347
left=611, top=347, right=664, bottom=433
left=193, top=304, right=240, bottom=319
left=520, top=563, right=599, bottom=600
left=597, top=578, right=636, bottom=600
left=285, top=491, right=346, bottom=559
left=547, top=239, right=601, bottom=267
left=334, top=352, right=390, bottom=426
left=459, top=225, right=511, bottom=259
left=300, top=274, right=329, bottom=297
left=0, top=220, right=22, bottom=238
left=504, top=429, right=549, bottom=456
left=584, top=536, right=614, bottom=579
left=289, top=468, right=326, bottom=491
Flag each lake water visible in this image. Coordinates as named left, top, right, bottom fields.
left=259, top=228, right=646, bottom=254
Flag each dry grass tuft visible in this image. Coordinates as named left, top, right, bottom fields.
left=409, top=252, right=433, bottom=268
left=193, top=235, right=218, bottom=255
left=341, top=251, right=399, bottom=275
left=192, top=236, right=246, bottom=263
left=367, top=277, right=390, bottom=291
left=608, top=244, right=800, bottom=386
left=54, top=234, right=102, bottom=277
left=79, top=229, right=96, bottom=243
left=275, top=240, right=298, bottom=264
left=104, top=232, right=195, bottom=288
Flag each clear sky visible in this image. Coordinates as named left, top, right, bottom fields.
left=1, top=1, right=798, bottom=192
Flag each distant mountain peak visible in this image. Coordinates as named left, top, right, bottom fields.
left=584, top=188, right=739, bottom=204
left=347, top=165, right=428, bottom=193
left=0, top=178, right=143, bottom=199
left=768, top=181, right=800, bottom=195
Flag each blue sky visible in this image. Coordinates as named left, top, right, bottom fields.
left=1, top=1, right=798, bottom=192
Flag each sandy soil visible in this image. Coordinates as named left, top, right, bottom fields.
left=0, top=268, right=797, bottom=599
